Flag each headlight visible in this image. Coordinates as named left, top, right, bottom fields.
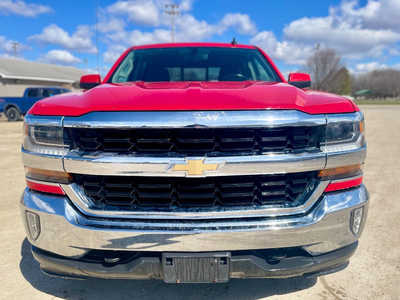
left=23, top=123, right=69, bottom=155
left=326, top=121, right=362, bottom=144
left=323, top=112, right=365, bottom=151
left=29, top=125, right=64, bottom=146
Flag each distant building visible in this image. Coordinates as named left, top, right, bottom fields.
left=0, top=58, right=86, bottom=97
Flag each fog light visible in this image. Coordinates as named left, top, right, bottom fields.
left=351, top=207, right=364, bottom=235
left=26, top=211, right=41, bottom=240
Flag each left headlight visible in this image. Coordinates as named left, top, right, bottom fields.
left=23, top=123, right=69, bottom=155
left=324, top=112, right=365, bottom=151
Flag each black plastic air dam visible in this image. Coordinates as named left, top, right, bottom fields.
left=31, top=242, right=357, bottom=281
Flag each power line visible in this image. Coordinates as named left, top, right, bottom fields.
left=164, top=4, right=180, bottom=43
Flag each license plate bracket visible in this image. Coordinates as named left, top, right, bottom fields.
left=162, top=252, right=230, bottom=283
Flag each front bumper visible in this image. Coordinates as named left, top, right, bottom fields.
left=31, top=242, right=358, bottom=280
left=21, top=184, right=368, bottom=279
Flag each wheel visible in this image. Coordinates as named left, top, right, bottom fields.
left=5, top=107, right=21, bottom=121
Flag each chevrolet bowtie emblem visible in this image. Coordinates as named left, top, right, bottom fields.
left=173, top=159, right=219, bottom=176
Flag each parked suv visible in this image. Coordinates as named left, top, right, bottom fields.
left=21, top=43, right=368, bottom=283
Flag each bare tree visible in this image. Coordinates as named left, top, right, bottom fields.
left=306, top=48, right=342, bottom=90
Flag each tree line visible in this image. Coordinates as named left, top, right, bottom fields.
left=304, top=48, right=400, bottom=98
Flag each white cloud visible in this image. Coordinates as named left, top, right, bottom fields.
left=220, top=13, right=257, bottom=35
left=100, top=1, right=258, bottom=63
left=250, top=31, right=313, bottom=65
left=107, top=0, right=160, bottom=26
left=283, top=16, right=400, bottom=59
left=102, top=11, right=258, bottom=63
left=0, top=0, right=52, bottom=17
left=251, top=0, right=400, bottom=66
left=339, top=0, right=400, bottom=32
left=40, top=49, right=81, bottom=65
left=29, top=24, right=97, bottom=54
left=0, top=35, right=29, bottom=56
left=349, top=61, right=400, bottom=74
left=355, top=62, right=388, bottom=73
left=101, top=0, right=257, bottom=42
left=179, top=0, right=194, bottom=12
left=175, top=14, right=217, bottom=41
left=103, top=29, right=171, bottom=63
left=104, top=0, right=196, bottom=28
left=103, top=45, right=127, bottom=63
left=97, top=14, right=126, bottom=33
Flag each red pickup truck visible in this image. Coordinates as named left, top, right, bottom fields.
left=21, top=43, right=368, bottom=283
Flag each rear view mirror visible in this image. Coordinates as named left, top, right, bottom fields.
left=288, top=73, right=311, bottom=89
left=80, top=74, right=101, bottom=90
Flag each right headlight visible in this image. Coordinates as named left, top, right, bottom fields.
left=323, top=112, right=365, bottom=152
left=23, top=123, right=69, bottom=156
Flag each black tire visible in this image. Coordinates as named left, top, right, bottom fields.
left=5, top=106, right=21, bottom=122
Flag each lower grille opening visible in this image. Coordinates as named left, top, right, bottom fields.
left=73, top=172, right=318, bottom=211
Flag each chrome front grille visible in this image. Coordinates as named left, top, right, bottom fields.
left=66, top=127, right=324, bottom=156
left=74, top=172, right=318, bottom=211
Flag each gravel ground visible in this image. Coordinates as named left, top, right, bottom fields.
left=0, top=106, right=399, bottom=300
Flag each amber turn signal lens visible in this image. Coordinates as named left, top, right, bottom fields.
left=359, top=121, right=364, bottom=133
left=318, top=164, right=362, bottom=179
left=25, top=167, right=72, bottom=184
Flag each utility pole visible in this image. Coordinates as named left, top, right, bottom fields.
left=95, top=0, right=100, bottom=73
left=84, top=58, right=88, bottom=72
left=164, top=4, right=179, bottom=43
left=11, top=42, right=19, bottom=57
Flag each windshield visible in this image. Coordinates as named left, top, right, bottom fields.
left=110, top=47, right=281, bottom=83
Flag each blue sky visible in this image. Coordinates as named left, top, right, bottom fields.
left=0, top=0, right=399, bottom=76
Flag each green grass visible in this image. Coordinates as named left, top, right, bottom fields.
left=354, top=98, right=400, bottom=105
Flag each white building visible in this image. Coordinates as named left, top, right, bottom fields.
left=0, top=58, right=85, bottom=96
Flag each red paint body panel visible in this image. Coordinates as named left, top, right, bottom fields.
left=30, top=81, right=357, bottom=116
left=325, top=177, right=363, bottom=192
left=28, top=43, right=359, bottom=116
left=134, top=43, right=257, bottom=49
left=26, top=180, right=65, bottom=195
left=288, top=73, right=311, bottom=82
left=80, top=74, right=101, bottom=84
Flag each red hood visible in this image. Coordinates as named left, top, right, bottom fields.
left=29, top=81, right=357, bottom=116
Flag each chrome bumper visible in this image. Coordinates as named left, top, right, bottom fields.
left=20, top=185, right=369, bottom=258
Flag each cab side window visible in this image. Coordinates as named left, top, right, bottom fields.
left=27, top=89, right=40, bottom=98
left=42, top=89, right=50, bottom=97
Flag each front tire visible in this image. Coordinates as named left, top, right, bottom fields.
left=6, top=107, right=21, bottom=121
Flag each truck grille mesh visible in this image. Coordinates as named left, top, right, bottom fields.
left=74, top=172, right=318, bottom=210
left=66, top=127, right=323, bottom=156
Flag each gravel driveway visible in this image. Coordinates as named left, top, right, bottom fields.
left=0, top=106, right=399, bottom=299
